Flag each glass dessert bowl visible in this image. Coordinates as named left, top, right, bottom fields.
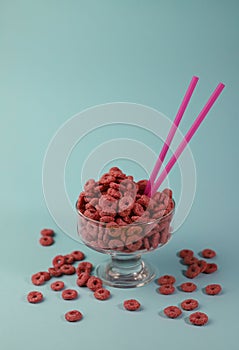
left=76, top=167, right=175, bottom=288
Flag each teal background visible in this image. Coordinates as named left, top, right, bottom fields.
left=0, top=1, right=238, bottom=349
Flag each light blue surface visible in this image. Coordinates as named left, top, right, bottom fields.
left=1, top=1, right=239, bottom=349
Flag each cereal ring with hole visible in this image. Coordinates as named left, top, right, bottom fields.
left=76, top=262, right=93, bottom=275
left=119, top=195, right=134, bottom=212
left=64, top=254, right=75, bottom=264
left=60, top=265, right=76, bottom=275
left=180, top=282, right=197, bottom=292
left=179, top=249, right=194, bottom=258
left=50, top=281, right=65, bottom=291
left=164, top=306, right=182, bottom=318
left=86, top=276, right=103, bottom=291
left=189, top=312, right=208, bottom=326
left=181, top=299, right=199, bottom=311
left=48, top=267, right=63, bottom=277
left=203, top=263, right=218, bottom=274
left=62, top=289, right=78, bottom=300
left=202, top=249, right=216, bottom=259
left=183, top=256, right=199, bottom=265
left=71, top=250, right=85, bottom=261
left=158, top=284, right=175, bottom=295
left=27, top=291, right=43, bottom=303
left=196, top=260, right=207, bottom=272
left=41, top=271, right=51, bottom=281
left=65, top=310, right=83, bottom=322
left=31, top=273, right=45, bottom=286
left=40, top=228, right=54, bottom=236
left=157, top=275, right=176, bottom=285
left=185, top=264, right=201, bottom=279
left=205, top=284, right=222, bottom=295
left=52, top=255, right=66, bottom=268
left=76, top=272, right=90, bottom=287
left=39, top=236, right=54, bottom=246
left=123, top=299, right=141, bottom=311
left=94, top=288, right=111, bottom=300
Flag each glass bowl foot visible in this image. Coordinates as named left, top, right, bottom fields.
left=96, top=254, right=156, bottom=288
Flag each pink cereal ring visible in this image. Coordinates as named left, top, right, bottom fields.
left=157, top=275, right=176, bottom=285
left=50, top=281, right=65, bottom=291
left=60, top=264, right=76, bottom=275
left=123, top=299, right=141, bottom=311
left=76, top=272, right=90, bottom=287
left=201, top=248, right=216, bottom=259
left=164, top=306, right=182, bottom=318
left=64, top=254, right=75, bottom=264
left=86, top=276, right=103, bottom=291
left=39, top=236, right=54, bottom=246
left=189, top=312, right=208, bottom=326
left=76, top=262, right=93, bottom=275
left=71, top=250, right=85, bottom=261
left=65, top=310, right=83, bottom=322
left=40, top=228, right=54, bottom=236
left=205, top=284, right=222, bottom=295
left=48, top=267, right=63, bottom=277
left=181, top=299, right=199, bottom=311
left=179, top=249, right=194, bottom=258
left=31, top=273, right=45, bottom=286
left=52, top=255, right=66, bottom=268
left=62, top=289, right=78, bottom=300
left=203, top=263, right=218, bottom=274
left=158, top=284, right=175, bottom=295
left=94, top=288, right=111, bottom=300
left=27, top=291, right=43, bottom=303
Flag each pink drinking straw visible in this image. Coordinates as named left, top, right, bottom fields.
left=151, top=82, right=225, bottom=196
left=144, top=76, right=199, bottom=196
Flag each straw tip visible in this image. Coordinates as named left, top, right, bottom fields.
left=192, top=75, right=199, bottom=81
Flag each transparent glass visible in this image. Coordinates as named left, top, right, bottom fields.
left=76, top=201, right=175, bottom=288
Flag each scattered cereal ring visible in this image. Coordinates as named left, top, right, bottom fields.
left=62, top=289, right=78, bottom=300
left=87, top=276, right=103, bottom=291
left=185, top=264, right=201, bottom=279
left=180, top=282, right=197, bottom=292
left=64, top=254, right=75, bottom=264
left=94, top=288, right=111, bottom=300
left=189, top=312, right=208, bottom=326
left=164, top=306, right=182, bottom=318
left=205, top=284, right=222, bottom=295
left=76, top=272, right=90, bottom=287
left=179, top=249, right=194, bottom=258
left=27, top=291, right=43, bottom=303
left=123, top=299, right=141, bottom=311
left=48, top=267, right=63, bottom=277
left=40, top=228, right=54, bottom=236
left=158, top=284, right=175, bottom=295
left=31, top=272, right=45, bottom=286
left=38, top=271, right=51, bottom=282
left=157, top=275, right=176, bottom=285
left=71, top=250, right=85, bottom=261
left=65, top=310, right=83, bottom=322
left=39, top=236, right=54, bottom=246
left=50, top=281, right=65, bottom=291
left=52, top=255, right=66, bottom=268
left=203, top=263, right=218, bottom=274
left=76, top=262, right=93, bottom=275
left=201, top=249, right=216, bottom=259
left=60, top=264, right=76, bottom=275
left=183, top=256, right=199, bottom=265
left=181, top=299, right=199, bottom=311
left=196, top=260, right=207, bottom=272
